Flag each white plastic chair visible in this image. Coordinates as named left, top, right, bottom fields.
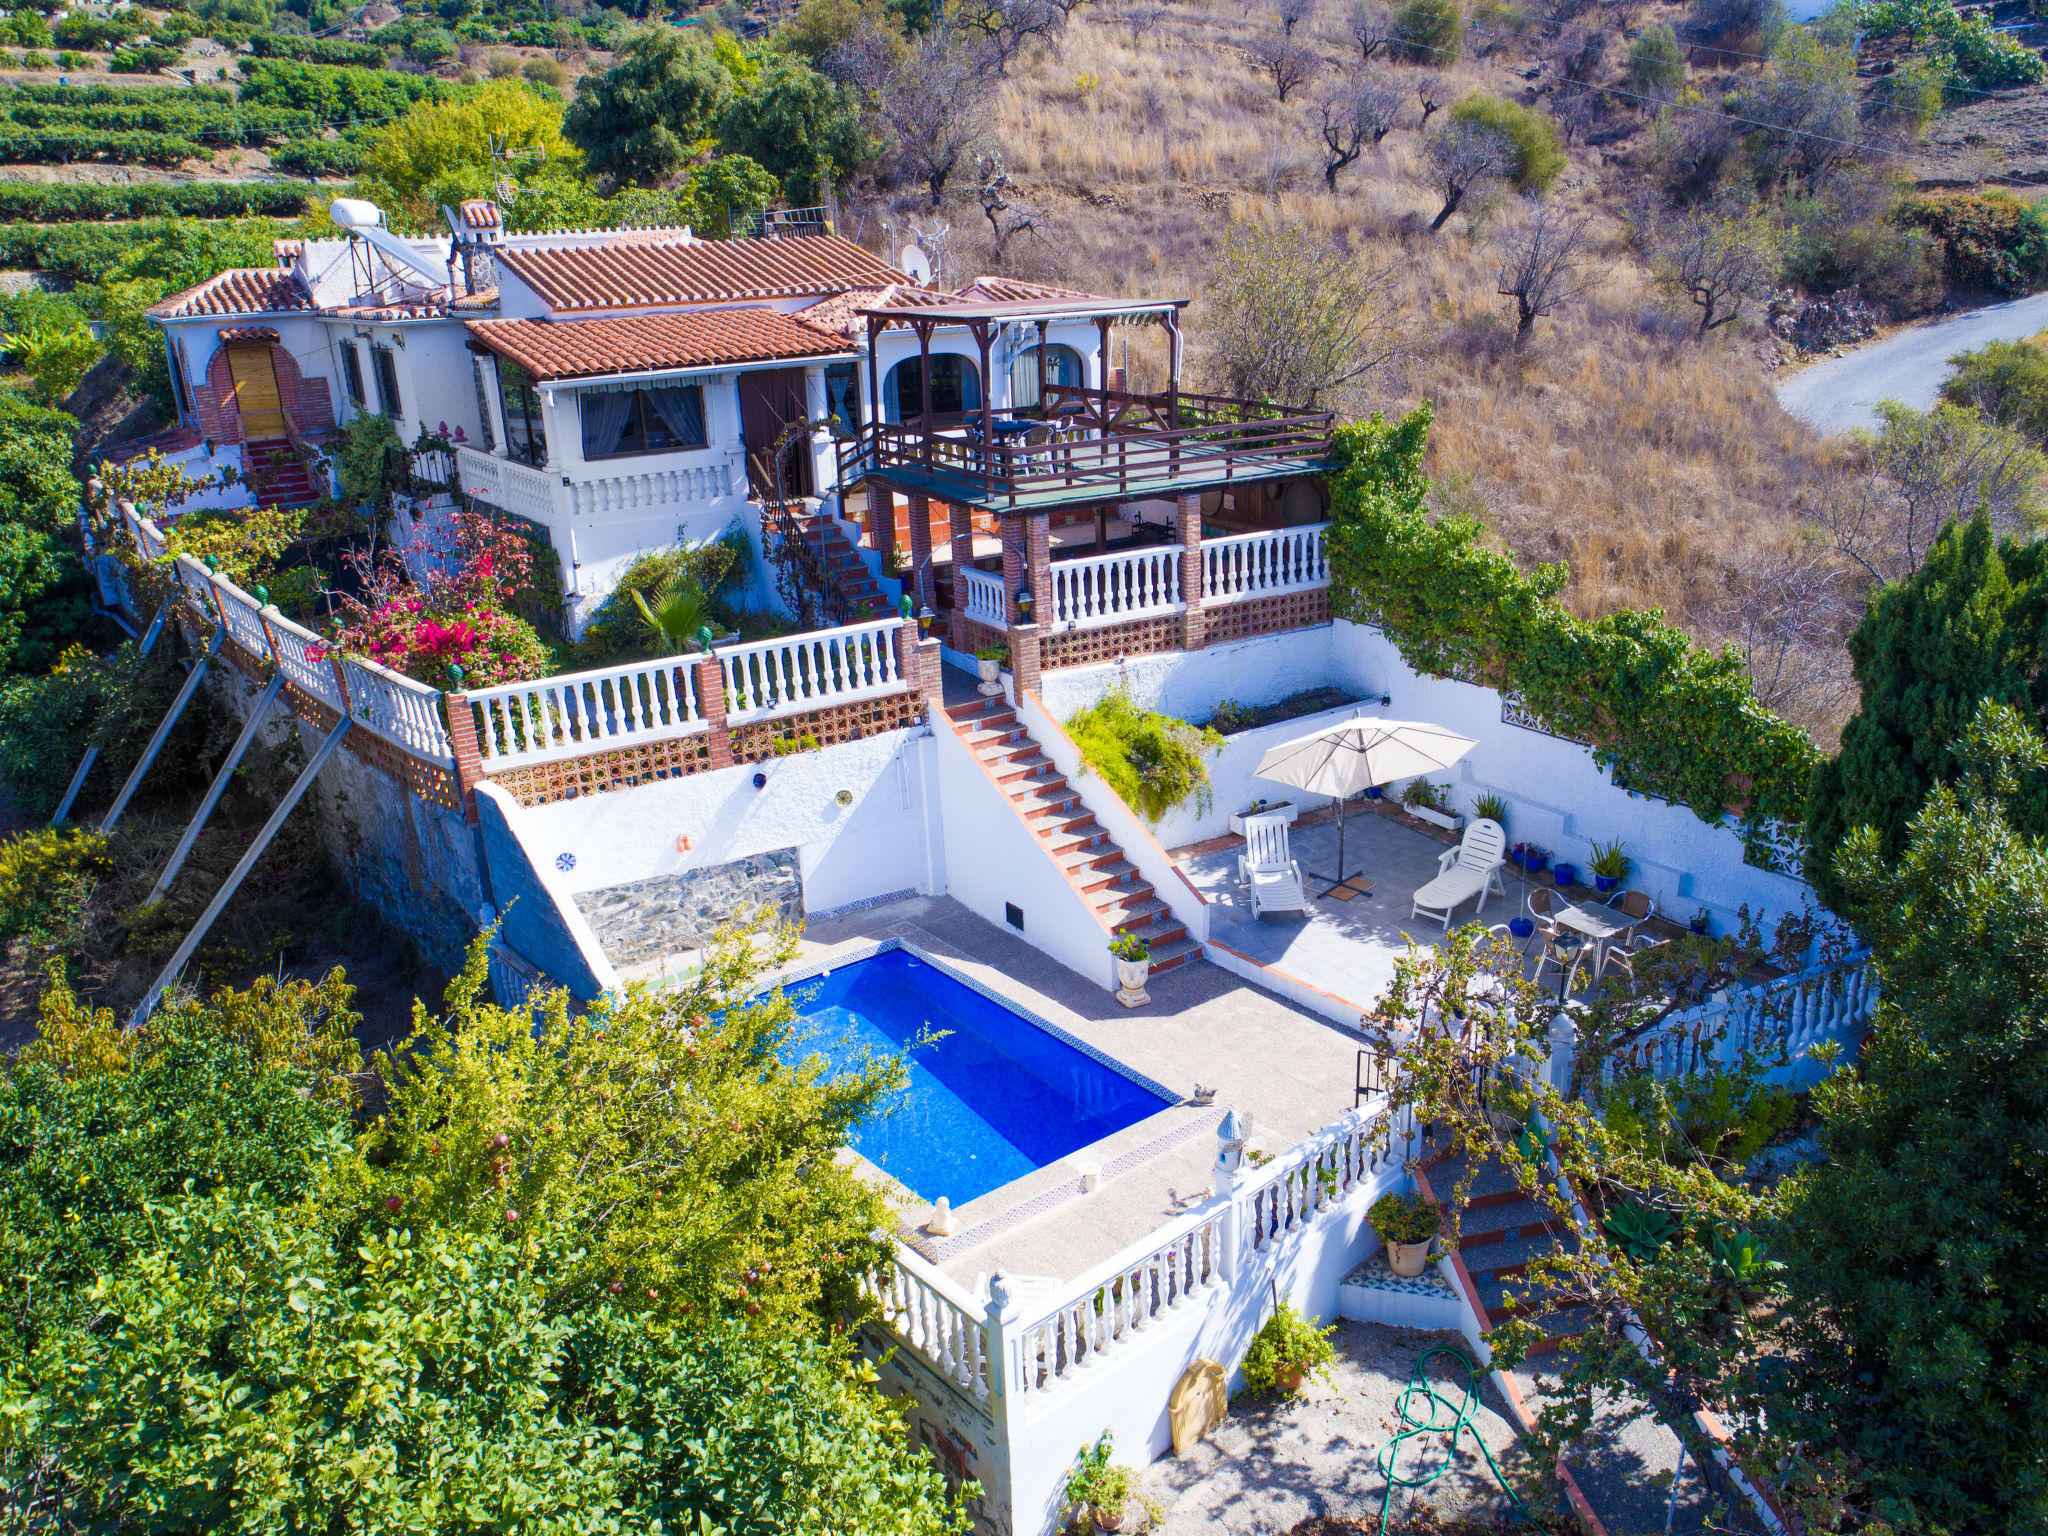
left=1237, top=812, right=1306, bottom=918
left=1409, top=817, right=1509, bottom=930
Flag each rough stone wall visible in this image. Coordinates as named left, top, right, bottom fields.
left=209, top=667, right=484, bottom=973
left=571, top=848, right=802, bottom=968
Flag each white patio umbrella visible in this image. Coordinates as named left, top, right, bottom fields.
left=1253, top=717, right=1479, bottom=892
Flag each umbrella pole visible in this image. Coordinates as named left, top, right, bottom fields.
left=1317, top=792, right=1353, bottom=898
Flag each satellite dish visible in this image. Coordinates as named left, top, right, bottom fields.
left=900, top=244, right=933, bottom=286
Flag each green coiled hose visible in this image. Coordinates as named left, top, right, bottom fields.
left=1375, top=1345, right=1532, bottom=1533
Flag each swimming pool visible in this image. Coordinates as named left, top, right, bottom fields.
left=784, top=946, right=1175, bottom=1206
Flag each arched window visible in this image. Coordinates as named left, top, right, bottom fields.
left=1010, top=344, right=1086, bottom=410
left=883, top=354, right=981, bottom=423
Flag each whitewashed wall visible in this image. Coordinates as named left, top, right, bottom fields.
left=1149, top=700, right=1382, bottom=851
left=1037, top=621, right=1818, bottom=937
left=520, top=728, right=943, bottom=916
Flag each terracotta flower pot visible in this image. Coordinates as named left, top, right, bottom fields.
left=1092, top=1500, right=1127, bottom=1532
left=1386, top=1237, right=1434, bottom=1278
left=1278, top=1363, right=1309, bottom=1393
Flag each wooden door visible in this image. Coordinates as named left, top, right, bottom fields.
left=227, top=346, right=286, bottom=440
left=737, top=367, right=812, bottom=502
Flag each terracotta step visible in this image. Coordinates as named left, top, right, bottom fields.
left=1074, top=857, right=1140, bottom=894
left=1146, top=934, right=1202, bottom=972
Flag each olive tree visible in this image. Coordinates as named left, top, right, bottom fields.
left=1642, top=200, right=1783, bottom=334
left=1493, top=195, right=1597, bottom=342
left=1201, top=223, right=1407, bottom=409
left=1315, top=70, right=1406, bottom=191
left=1423, top=119, right=1515, bottom=230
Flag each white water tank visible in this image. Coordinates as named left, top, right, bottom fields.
left=328, top=198, right=385, bottom=230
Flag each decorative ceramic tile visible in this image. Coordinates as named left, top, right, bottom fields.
left=555, top=851, right=576, bottom=871
left=1341, top=1253, right=1458, bottom=1298
left=807, top=887, right=920, bottom=923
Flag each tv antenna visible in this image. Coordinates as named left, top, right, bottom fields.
left=487, top=134, right=546, bottom=205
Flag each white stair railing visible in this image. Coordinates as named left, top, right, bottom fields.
left=1601, top=950, right=1877, bottom=1082
left=959, top=565, right=1006, bottom=629
left=721, top=617, right=902, bottom=723
left=1049, top=547, right=1183, bottom=629
left=465, top=655, right=704, bottom=768
left=1201, top=523, right=1330, bottom=604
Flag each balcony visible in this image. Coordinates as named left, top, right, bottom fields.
left=456, top=445, right=741, bottom=526
left=837, top=385, right=1335, bottom=513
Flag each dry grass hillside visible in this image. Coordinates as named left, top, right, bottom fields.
left=885, top=0, right=1864, bottom=732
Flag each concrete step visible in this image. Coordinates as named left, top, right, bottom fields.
left=1147, top=934, right=1201, bottom=971
left=1103, top=891, right=1167, bottom=925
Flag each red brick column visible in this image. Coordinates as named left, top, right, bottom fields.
left=947, top=499, right=973, bottom=617
left=1000, top=512, right=1027, bottom=627
left=1177, top=491, right=1207, bottom=652
left=1011, top=623, right=1043, bottom=698
left=906, top=490, right=934, bottom=613
left=696, top=655, right=732, bottom=770
left=896, top=620, right=942, bottom=718
left=867, top=487, right=896, bottom=570
left=445, top=692, right=484, bottom=826
left=1027, top=512, right=1052, bottom=624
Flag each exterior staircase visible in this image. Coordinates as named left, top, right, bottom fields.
left=1417, top=1137, right=1590, bottom=1351
left=781, top=511, right=896, bottom=625
left=943, top=693, right=1200, bottom=976
left=242, top=438, right=318, bottom=506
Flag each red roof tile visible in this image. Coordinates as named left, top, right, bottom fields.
left=465, top=309, right=852, bottom=381
left=217, top=325, right=281, bottom=343
left=497, top=233, right=906, bottom=312
left=148, top=267, right=311, bottom=320
left=795, top=282, right=951, bottom=338
left=457, top=198, right=502, bottom=230
left=957, top=276, right=1099, bottom=304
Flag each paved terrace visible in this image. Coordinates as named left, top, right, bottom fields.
left=795, top=894, right=1366, bottom=1292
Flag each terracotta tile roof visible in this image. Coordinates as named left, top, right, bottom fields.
left=957, top=276, right=1099, bottom=304
left=465, top=309, right=852, bottom=381
left=148, top=267, right=312, bottom=320
left=457, top=198, right=502, bottom=230
left=496, top=233, right=906, bottom=312
left=217, top=325, right=281, bottom=343
left=795, top=282, right=951, bottom=338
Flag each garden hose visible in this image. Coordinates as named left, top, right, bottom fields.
left=1375, top=1345, right=1533, bottom=1534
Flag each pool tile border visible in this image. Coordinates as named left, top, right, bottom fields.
left=805, top=887, right=922, bottom=923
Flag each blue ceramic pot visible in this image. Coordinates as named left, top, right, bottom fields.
left=1594, top=874, right=1619, bottom=894
left=1554, top=863, right=1579, bottom=888
left=1508, top=917, right=1535, bottom=938
left=1689, top=918, right=1710, bottom=935
left=1364, top=785, right=1383, bottom=800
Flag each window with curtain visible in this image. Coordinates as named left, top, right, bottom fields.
left=372, top=345, right=403, bottom=419
left=577, top=384, right=708, bottom=460
left=1010, top=344, right=1085, bottom=410
left=498, top=359, right=548, bottom=467
left=470, top=354, right=496, bottom=452
left=824, top=361, right=861, bottom=439
left=341, top=343, right=367, bottom=408
left=882, top=354, right=980, bottom=423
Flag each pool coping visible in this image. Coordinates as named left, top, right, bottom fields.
left=771, top=935, right=1216, bottom=1267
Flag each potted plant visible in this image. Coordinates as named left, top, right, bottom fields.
left=1242, top=1301, right=1339, bottom=1397
left=1689, top=905, right=1712, bottom=936
left=1363, top=783, right=1384, bottom=800
left=1229, top=797, right=1297, bottom=836
left=1553, top=860, right=1579, bottom=890
left=1062, top=1432, right=1137, bottom=1532
left=1589, top=838, right=1633, bottom=895
left=1400, top=778, right=1465, bottom=834
left=1523, top=845, right=1549, bottom=876
left=974, top=643, right=1008, bottom=698
left=1369, top=1190, right=1441, bottom=1277
left=1471, top=791, right=1508, bottom=828
left=1109, top=931, right=1150, bottom=1007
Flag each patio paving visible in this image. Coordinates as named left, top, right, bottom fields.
left=794, top=893, right=1371, bottom=1291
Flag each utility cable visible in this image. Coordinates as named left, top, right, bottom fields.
left=1375, top=1344, right=1534, bottom=1535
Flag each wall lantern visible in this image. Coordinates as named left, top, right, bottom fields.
left=1015, top=586, right=1034, bottom=620
left=917, top=604, right=935, bottom=638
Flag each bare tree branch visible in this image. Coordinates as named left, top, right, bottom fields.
left=1245, top=32, right=1319, bottom=101
left=1639, top=198, right=1783, bottom=335
left=1424, top=120, right=1514, bottom=231
left=1315, top=70, right=1406, bottom=192
left=1494, top=195, right=1599, bottom=342
left=1346, top=0, right=1396, bottom=59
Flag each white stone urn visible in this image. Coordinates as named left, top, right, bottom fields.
left=1115, top=954, right=1150, bottom=1007
left=976, top=657, right=1004, bottom=697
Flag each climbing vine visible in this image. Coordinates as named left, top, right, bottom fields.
left=1325, top=409, right=1825, bottom=842
left=1066, top=685, right=1223, bottom=825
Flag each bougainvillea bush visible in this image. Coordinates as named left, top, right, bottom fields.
left=335, top=594, right=549, bottom=686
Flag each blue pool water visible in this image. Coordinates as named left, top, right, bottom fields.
left=783, top=948, right=1173, bottom=1206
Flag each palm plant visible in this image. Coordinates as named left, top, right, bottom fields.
left=631, top=575, right=709, bottom=655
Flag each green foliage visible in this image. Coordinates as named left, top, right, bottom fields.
left=1108, top=930, right=1150, bottom=962
left=235, top=56, right=461, bottom=123
left=1400, top=776, right=1448, bottom=811
left=686, top=153, right=786, bottom=238
left=1855, top=0, right=2045, bottom=87
left=1368, top=1189, right=1441, bottom=1244
left=0, top=967, right=362, bottom=1362
left=14, top=1192, right=969, bottom=1535
left=717, top=56, right=873, bottom=204
left=0, top=642, right=181, bottom=818
left=0, top=389, right=82, bottom=536
left=0, top=827, right=110, bottom=945
left=332, top=409, right=403, bottom=509
left=1446, top=93, right=1564, bottom=193
left=1472, top=790, right=1508, bottom=824
left=361, top=78, right=575, bottom=214
left=1598, top=1066, right=1797, bottom=1169
left=245, top=31, right=390, bottom=66
left=157, top=503, right=311, bottom=593
left=780, top=0, right=905, bottom=65
left=1327, top=409, right=1823, bottom=841
left=1779, top=701, right=2048, bottom=1528
left=1061, top=1431, right=1138, bottom=1515
left=1392, top=0, right=1461, bottom=63
left=1942, top=336, right=2048, bottom=445
left=1242, top=1301, right=1339, bottom=1395
left=1627, top=22, right=1686, bottom=95
left=1587, top=837, right=1632, bottom=881
left=1603, top=1200, right=1681, bottom=1262
left=577, top=527, right=750, bottom=653
left=1899, top=190, right=2048, bottom=297
left=1, top=288, right=101, bottom=402
left=1805, top=517, right=2048, bottom=907
left=564, top=27, right=737, bottom=185
left=1066, top=685, right=1222, bottom=824
left=631, top=574, right=710, bottom=654
left=973, top=642, right=1009, bottom=663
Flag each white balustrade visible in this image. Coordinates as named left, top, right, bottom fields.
left=568, top=461, right=734, bottom=519
left=721, top=618, right=903, bottom=723
left=1008, top=1207, right=1227, bottom=1398
left=172, top=555, right=219, bottom=625
left=1602, top=951, right=1877, bottom=1082
left=866, top=1248, right=993, bottom=1400
left=465, top=655, right=704, bottom=768
left=457, top=445, right=556, bottom=526
left=959, top=565, right=1007, bottom=629
left=1049, top=547, right=1184, bottom=629
left=1243, top=1104, right=1388, bottom=1254
left=1201, top=523, right=1330, bottom=605
left=265, top=612, right=344, bottom=709
left=337, top=653, right=454, bottom=763
left=212, top=577, right=273, bottom=659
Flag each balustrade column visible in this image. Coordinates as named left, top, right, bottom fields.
left=1177, top=492, right=1206, bottom=650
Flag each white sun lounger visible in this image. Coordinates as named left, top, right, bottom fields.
left=1410, top=817, right=1508, bottom=929
left=1238, top=811, right=1306, bottom=919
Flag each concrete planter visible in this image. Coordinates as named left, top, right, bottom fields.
left=1409, top=805, right=1465, bottom=834
left=1229, top=801, right=1297, bottom=837
left=1387, top=1237, right=1435, bottom=1278
left=1115, top=956, right=1151, bottom=1008
left=976, top=658, right=1003, bottom=697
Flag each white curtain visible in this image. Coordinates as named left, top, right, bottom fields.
left=646, top=386, right=705, bottom=448
left=580, top=389, right=636, bottom=458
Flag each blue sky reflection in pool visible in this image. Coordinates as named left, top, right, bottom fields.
left=785, top=950, right=1173, bottom=1206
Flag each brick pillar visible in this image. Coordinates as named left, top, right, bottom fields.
left=1177, top=491, right=1207, bottom=652
left=1026, top=512, right=1051, bottom=624
left=906, top=490, right=934, bottom=613
left=897, top=621, right=942, bottom=718
left=868, top=487, right=896, bottom=570
left=445, top=692, right=484, bottom=826
left=1011, top=623, right=1043, bottom=699
left=947, top=499, right=973, bottom=627
left=696, top=655, right=732, bottom=770
left=1000, top=513, right=1027, bottom=627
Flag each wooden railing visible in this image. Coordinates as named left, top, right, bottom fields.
left=837, top=386, right=1334, bottom=508
left=1201, top=523, right=1330, bottom=605
left=1049, top=545, right=1182, bottom=629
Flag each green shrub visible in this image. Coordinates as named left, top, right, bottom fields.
left=1393, top=0, right=1461, bottom=63
left=1066, top=685, right=1222, bottom=823
left=0, top=826, right=110, bottom=944
left=1942, top=337, right=2048, bottom=445
left=1901, top=190, right=2048, bottom=297
left=0, top=642, right=183, bottom=819
left=1242, top=1301, right=1339, bottom=1395
left=1369, top=1190, right=1441, bottom=1244
left=1447, top=92, right=1564, bottom=192
left=1599, top=1067, right=1796, bottom=1169
left=577, top=527, right=751, bottom=655
left=1627, top=22, right=1685, bottom=95
left=0, top=179, right=317, bottom=222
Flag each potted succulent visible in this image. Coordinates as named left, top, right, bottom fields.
left=1369, top=1190, right=1441, bottom=1277
left=974, top=642, right=1008, bottom=698
left=1242, top=1301, right=1339, bottom=1397
left=1689, top=905, right=1712, bottom=936
left=1589, top=838, right=1633, bottom=895
left=1062, top=1432, right=1137, bottom=1532
left=1471, top=791, right=1508, bottom=829
left=1109, top=931, right=1151, bottom=1007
